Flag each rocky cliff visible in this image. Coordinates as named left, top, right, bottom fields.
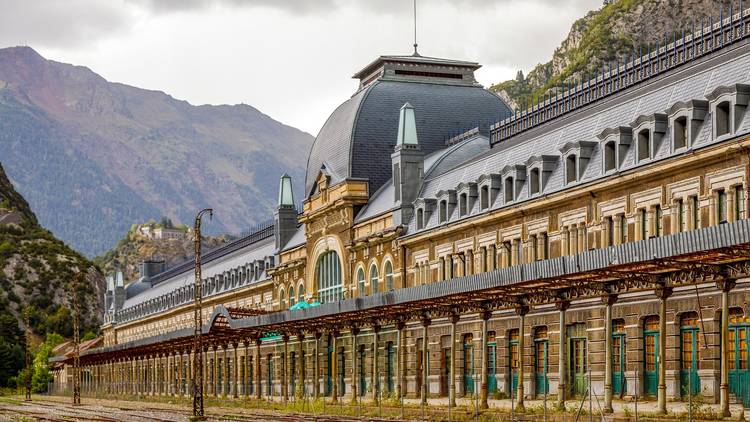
left=491, top=0, right=737, bottom=108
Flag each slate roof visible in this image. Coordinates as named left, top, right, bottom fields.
left=305, top=79, right=510, bottom=197
left=407, top=40, right=750, bottom=234
left=354, top=133, right=491, bottom=223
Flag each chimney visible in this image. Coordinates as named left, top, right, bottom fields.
left=140, top=260, right=166, bottom=280
left=274, top=173, right=298, bottom=251
left=391, top=102, right=424, bottom=225
left=104, top=275, right=114, bottom=317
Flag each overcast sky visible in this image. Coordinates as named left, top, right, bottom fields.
left=1, top=0, right=602, bottom=135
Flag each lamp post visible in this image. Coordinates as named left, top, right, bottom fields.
left=71, top=272, right=82, bottom=406
left=192, top=208, right=212, bottom=420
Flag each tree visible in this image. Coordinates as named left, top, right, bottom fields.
left=30, top=333, right=63, bottom=393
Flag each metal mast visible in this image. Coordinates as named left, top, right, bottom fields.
left=192, top=208, right=212, bottom=420
left=71, top=272, right=82, bottom=406
left=23, top=307, right=31, bottom=402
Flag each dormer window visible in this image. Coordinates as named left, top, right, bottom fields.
left=501, top=165, right=526, bottom=204
left=566, top=154, right=577, bottom=184
left=480, top=185, right=490, bottom=210
left=666, top=100, right=707, bottom=152
left=604, top=141, right=616, bottom=171
left=476, top=173, right=501, bottom=210
left=630, top=114, right=667, bottom=163
left=637, top=129, right=651, bottom=161
left=559, top=142, right=594, bottom=185
left=529, top=168, right=540, bottom=195
left=456, top=182, right=477, bottom=217
left=673, top=116, right=687, bottom=150
left=597, top=126, right=632, bottom=173
left=707, top=84, right=750, bottom=139
left=435, top=190, right=456, bottom=223
left=413, top=198, right=436, bottom=230
left=716, top=101, right=731, bottom=137
left=504, top=177, right=514, bottom=202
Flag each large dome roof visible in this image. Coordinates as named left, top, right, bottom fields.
left=305, top=55, right=511, bottom=197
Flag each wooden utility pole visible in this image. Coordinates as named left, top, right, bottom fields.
left=72, top=273, right=82, bottom=406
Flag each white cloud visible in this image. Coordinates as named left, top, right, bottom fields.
left=1, top=0, right=602, bottom=134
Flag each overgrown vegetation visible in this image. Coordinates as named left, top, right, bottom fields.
left=0, top=162, right=102, bottom=388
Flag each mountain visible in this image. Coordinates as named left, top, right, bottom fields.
left=0, top=46, right=313, bottom=257
left=491, top=0, right=736, bottom=108
left=93, top=221, right=229, bottom=283
left=0, top=162, right=103, bottom=386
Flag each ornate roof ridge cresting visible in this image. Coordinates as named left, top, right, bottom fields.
left=490, top=6, right=750, bottom=145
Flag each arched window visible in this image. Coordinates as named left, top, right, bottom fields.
left=504, top=177, right=514, bottom=202
left=480, top=185, right=490, bottom=210
left=416, top=208, right=424, bottom=229
left=674, top=116, right=687, bottom=150
left=716, top=101, right=731, bottom=137
left=316, top=250, right=343, bottom=304
left=298, top=283, right=305, bottom=302
left=638, top=129, right=651, bottom=161
left=604, top=141, right=616, bottom=171
left=566, top=154, right=577, bottom=184
left=384, top=260, right=394, bottom=291
left=369, top=263, right=379, bottom=294
left=529, top=168, right=540, bottom=195
left=279, top=288, right=286, bottom=310
left=459, top=193, right=468, bottom=217
left=289, top=286, right=296, bottom=307
left=439, top=200, right=448, bottom=223
left=357, top=267, right=366, bottom=297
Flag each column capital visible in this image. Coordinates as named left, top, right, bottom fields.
left=420, top=316, right=431, bottom=327
left=350, top=326, right=360, bottom=336
left=314, top=331, right=322, bottom=340
left=232, top=342, right=238, bottom=349
left=655, top=286, right=673, bottom=300
left=297, top=333, right=305, bottom=342
left=450, top=313, right=460, bottom=324
left=480, top=310, right=493, bottom=321
left=716, top=279, right=737, bottom=292
left=601, top=294, right=618, bottom=306
left=395, top=319, right=406, bottom=330
left=372, top=324, right=381, bottom=333
left=254, top=337, right=262, bottom=346
left=555, top=300, right=570, bottom=311
left=515, top=305, right=530, bottom=316
left=281, top=334, right=289, bottom=342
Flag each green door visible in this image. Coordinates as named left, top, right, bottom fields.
left=612, top=332, right=626, bottom=396
left=326, top=345, right=333, bottom=396
left=729, top=324, right=750, bottom=405
left=535, top=339, right=548, bottom=396
left=680, top=326, right=700, bottom=397
left=267, top=357, right=273, bottom=396
left=463, top=341, right=474, bottom=395
left=487, top=342, right=497, bottom=393
left=570, top=337, right=587, bottom=396
left=644, top=330, right=659, bottom=396
left=509, top=331, right=519, bottom=396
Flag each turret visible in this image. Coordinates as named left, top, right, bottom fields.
left=113, top=270, right=125, bottom=320
left=391, top=102, right=424, bottom=225
left=274, top=173, right=298, bottom=251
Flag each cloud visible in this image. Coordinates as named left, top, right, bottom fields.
left=0, top=0, right=135, bottom=49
